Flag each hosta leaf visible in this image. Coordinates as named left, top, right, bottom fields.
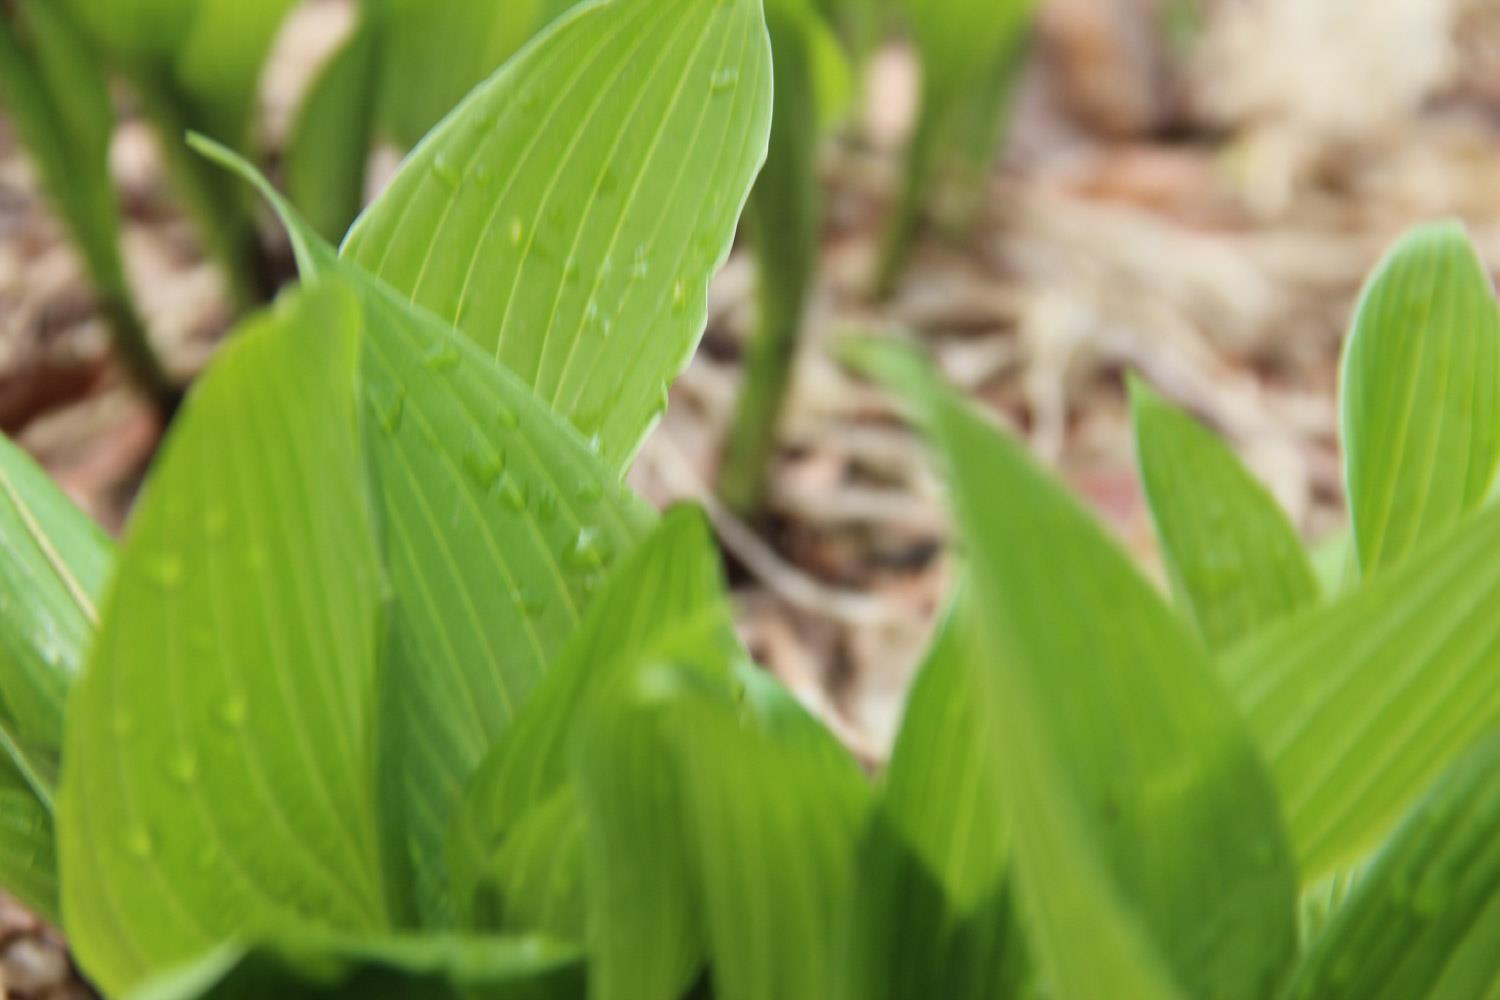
left=352, top=271, right=653, bottom=923
left=377, top=0, right=571, bottom=151
left=581, top=666, right=869, bottom=1000
left=0, top=433, right=111, bottom=801
left=480, top=788, right=588, bottom=942
left=453, top=507, right=737, bottom=999
left=1280, top=732, right=1500, bottom=1000
left=1341, top=222, right=1500, bottom=576
left=858, top=342, right=1298, bottom=1000
left=285, top=13, right=381, bottom=243
left=59, top=284, right=390, bottom=994
left=193, top=137, right=657, bottom=922
left=1223, top=495, right=1500, bottom=879
left=0, top=758, right=57, bottom=921
left=1130, top=377, right=1318, bottom=650
left=343, top=0, right=774, bottom=468
left=128, top=935, right=583, bottom=1000
left=838, top=601, right=1028, bottom=1000
left=450, top=507, right=730, bottom=929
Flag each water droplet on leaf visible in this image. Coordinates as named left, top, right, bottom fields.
left=423, top=342, right=461, bottom=372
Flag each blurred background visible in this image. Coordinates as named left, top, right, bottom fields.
left=3, top=6, right=1500, bottom=977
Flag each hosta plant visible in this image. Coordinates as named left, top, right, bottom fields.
left=2, top=1, right=1500, bottom=998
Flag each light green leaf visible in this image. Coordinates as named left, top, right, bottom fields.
left=454, top=507, right=736, bottom=999
left=837, top=601, right=1028, bottom=1000
left=1341, top=222, right=1500, bottom=576
left=1279, top=732, right=1500, bottom=1000
left=171, top=0, right=298, bottom=143
left=858, top=341, right=1298, bottom=1000
left=285, top=14, right=381, bottom=243
left=1223, top=495, right=1500, bottom=880
left=0, top=433, right=110, bottom=802
left=0, top=758, right=57, bottom=922
left=343, top=0, right=774, bottom=468
left=481, top=789, right=587, bottom=942
left=352, top=270, right=653, bottom=923
left=59, top=283, right=390, bottom=995
left=128, top=934, right=583, bottom=1000
left=1130, top=377, right=1318, bottom=650
left=191, top=136, right=658, bottom=921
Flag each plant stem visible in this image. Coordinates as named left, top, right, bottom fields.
left=97, top=284, right=181, bottom=418
left=718, top=11, right=818, bottom=517
left=872, top=90, right=944, bottom=302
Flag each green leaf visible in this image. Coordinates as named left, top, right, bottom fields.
left=581, top=667, right=870, bottom=1000
left=1222, top=495, right=1500, bottom=879
left=858, top=342, right=1298, bottom=1000
left=1130, top=377, right=1318, bottom=650
left=351, top=270, right=654, bottom=923
left=1279, top=732, right=1500, bottom=1000
left=59, top=283, right=391, bottom=995
left=480, top=788, right=588, bottom=942
left=453, top=507, right=736, bottom=999
left=0, top=757, right=57, bottom=922
left=838, top=601, right=1028, bottom=1000
left=343, top=0, right=774, bottom=468
left=1341, top=221, right=1500, bottom=575
left=128, top=934, right=583, bottom=1000
left=191, top=136, right=658, bottom=921
left=0, top=433, right=111, bottom=802
left=376, top=0, right=565, bottom=151
left=285, top=14, right=381, bottom=243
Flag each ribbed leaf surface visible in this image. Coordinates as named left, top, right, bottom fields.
left=60, top=285, right=390, bottom=994
left=1131, top=378, right=1318, bottom=650
left=343, top=0, right=773, bottom=468
left=1341, top=222, right=1500, bottom=575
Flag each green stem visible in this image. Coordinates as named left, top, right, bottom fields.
left=718, top=11, right=819, bottom=517
left=872, top=91, right=944, bottom=301
left=97, top=284, right=182, bottom=419
left=132, top=74, right=270, bottom=313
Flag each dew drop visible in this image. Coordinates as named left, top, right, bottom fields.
left=599, top=168, right=619, bottom=197
left=709, top=67, right=739, bottom=93
left=534, top=487, right=558, bottom=522
left=472, top=162, right=493, bottom=187
left=423, top=342, right=461, bottom=372
left=509, top=216, right=526, bottom=246
left=583, top=299, right=601, bottom=330
left=631, top=246, right=650, bottom=280
left=575, top=479, right=603, bottom=503
left=671, top=278, right=688, bottom=313
left=652, top=382, right=671, bottom=419
left=495, top=402, right=520, bottom=429
left=146, top=553, right=183, bottom=588
left=515, top=586, right=545, bottom=618
left=498, top=475, right=527, bottom=512
left=566, top=526, right=611, bottom=570
left=464, top=446, right=505, bottom=490
left=433, top=152, right=461, bottom=189
left=587, top=433, right=604, bottom=456
left=126, top=827, right=154, bottom=858
left=169, top=751, right=199, bottom=784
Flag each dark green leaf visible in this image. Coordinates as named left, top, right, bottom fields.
left=1341, top=222, right=1500, bottom=575
left=858, top=341, right=1298, bottom=1000
left=59, top=284, right=391, bottom=994
left=1130, top=377, right=1318, bottom=650
left=344, top=0, right=774, bottom=468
